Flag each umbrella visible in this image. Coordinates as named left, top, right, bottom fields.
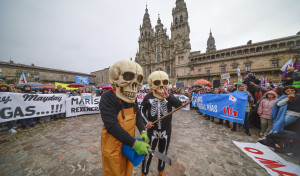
left=102, top=86, right=112, bottom=90
left=194, top=79, right=210, bottom=85
left=39, top=86, right=55, bottom=90
left=96, top=83, right=109, bottom=88
left=16, top=82, right=43, bottom=88
left=84, top=86, right=96, bottom=90
left=67, top=83, right=84, bottom=88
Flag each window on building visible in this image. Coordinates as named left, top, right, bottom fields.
left=49, top=73, right=53, bottom=77
left=175, top=18, right=178, bottom=24
left=167, top=66, right=170, bottom=74
left=274, top=72, right=279, bottom=78
left=245, top=63, right=251, bottom=71
left=272, top=60, right=279, bottom=68
left=206, top=70, right=210, bottom=76
left=157, top=45, right=161, bottom=52
left=198, top=68, right=201, bottom=72
left=221, top=66, right=226, bottom=73
left=178, top=57, right=180, bottom=64
left=232, top=63, right=238, bottom=69
left=167, top=54, right=170, bottom=60
left=0, top=68, right=2, bottom=72
left=157, top=55, right=161, bottom=62
left=180, top=15, right=183, bottom=22
left=63, top=76, right=67, bottom=82
left=27, top=73, right=31, bottom=77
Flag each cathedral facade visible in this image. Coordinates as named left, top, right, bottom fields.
left=135, top=0, right=191, bottom=84
left=135, top=0, right=300, bottom=86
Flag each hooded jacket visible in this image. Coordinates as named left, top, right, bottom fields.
left=257, top=91, right=278, bottom=119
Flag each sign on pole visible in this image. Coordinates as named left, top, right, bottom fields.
left=221, top=73, right=230, bottom=80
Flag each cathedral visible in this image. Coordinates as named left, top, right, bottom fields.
left=135, top=0, right=300, bottom=86
left=135, top=0, right=191, bottom=84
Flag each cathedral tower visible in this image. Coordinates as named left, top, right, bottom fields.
left=171, top=0, right=191, bottom=52
left=206, top=30, right=216, bottom=53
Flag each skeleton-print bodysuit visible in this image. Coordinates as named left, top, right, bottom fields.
left=140, top=92, right=182, bottom=174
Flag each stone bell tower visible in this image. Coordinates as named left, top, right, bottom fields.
left=206, top=30, right=216, bottom=53
left=135, top=5, right=155, bottom=80
left=170, top=0, right=191, bottom=81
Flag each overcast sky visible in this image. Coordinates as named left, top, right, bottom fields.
left=0, top=0, right=299, bottom=74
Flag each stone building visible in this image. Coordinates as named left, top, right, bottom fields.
left=135, top=0, right=191, bottom=84
left=187, top=33, right=300, bottom=85
left=91, top=67, right=110, bottom=86
left=135, top=0, right=300, bottom=86
left=0, top=61, right=95, bottom=85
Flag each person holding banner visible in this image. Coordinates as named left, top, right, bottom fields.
left=231, top=84, right=254, bottom=136
left=0, top=83, right=17, bottom=133
left=39, top=88, right=51, bottom=124
left=20, top=85, right=35, bottom=128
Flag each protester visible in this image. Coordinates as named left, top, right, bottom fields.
left=257, top=91, right=278, bottom=137
left=0, top=83, right=17, bottom=133
left=215, top=86, right=230, bottom=128
left=243, top=73, right=260, bottom=103
left=292, top=69, right=300, bottom=89
left=270, top=86, right=300, bottom=133
left=53, top=85, right=65, bottom=120
left=282, top=67, right=295, bottom=86
left=39, top=88, right=51, bottom=124
left=231, top=84, right=254, bottom=136
left=20, top=85, right=35, bottom=128
left=141, top=71, right=182, bottom=176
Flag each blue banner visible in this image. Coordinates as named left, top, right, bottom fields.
left=75, top=76, right=89, bottom=85
left=195, top=92, right=248, bottom=124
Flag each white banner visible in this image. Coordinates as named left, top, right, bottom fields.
left=233, top=141, right=300, bottom=176
left=65, top=96, right=101, bottom=117
left=174, top=94, right=190, bottom=111
left=136, top=93, right=190, bottom=111
left=0, top=92, right=67, bottom=123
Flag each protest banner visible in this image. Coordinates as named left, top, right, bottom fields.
left=55, top=82, right=76, bottom=90
left=65, top=96, right=100, bottom=117
left=0, top=92, right=67, bottom=123
left=195, top=92, right=248, bottom=124
left=137, top=93, right=190, bottom=111
left=233, top=141, right=300, bottom=176
left=76, top=76, right=89, bottom=85
left=174, top=94, right=190, bottom=110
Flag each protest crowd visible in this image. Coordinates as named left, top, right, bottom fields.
left=1, top=58, right=300, bottom=176
left=0, top=83, right=106, bottom=133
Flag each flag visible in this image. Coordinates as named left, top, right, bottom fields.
left=224, top=78, right=230, bottom=87
left=294, top=58, right=300, bottom=70
left=236, top=68, right=241, bottom=76
left=176, top=77, right=178, bottom=83
left=229, top=95, right=237, bottom=102
left=18, top=72, right=27, bottom=84
left=280, top=58, right=293, bottom=72
left=260, top=75, right=265, bottom=87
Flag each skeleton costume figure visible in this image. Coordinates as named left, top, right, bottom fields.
left=100, top=60, right=150, bottom=176
left=141, top=71, right=182, bottom=176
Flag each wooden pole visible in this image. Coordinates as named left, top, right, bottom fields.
left=151, top=101, right=192, bottom=126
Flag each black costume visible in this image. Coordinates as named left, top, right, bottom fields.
left=99, top=90, right=145, bottom=147
left=140, top=92, right=182, bottom=174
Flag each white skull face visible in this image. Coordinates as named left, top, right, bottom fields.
left=148, top=71, right=169, bottom=99
left=109, top=60, right=143, bottom=103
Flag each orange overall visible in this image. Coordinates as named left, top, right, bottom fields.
left=101, top=107, right=136, bottom=176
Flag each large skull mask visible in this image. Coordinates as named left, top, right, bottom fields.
left=109, top=60, right=143, bottom=103
left=148, top=71, right=169, bottom=100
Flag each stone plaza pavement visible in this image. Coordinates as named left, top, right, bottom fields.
left=0, top=110, right=299, bottom=176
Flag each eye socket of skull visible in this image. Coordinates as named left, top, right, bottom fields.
left=137, top=75, right=143, bottom=83
left=163, top=80, right=169, bottom=85
left=123, top=72, right=135, bottom=81
left=153, top=80, right=161, bottom=86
